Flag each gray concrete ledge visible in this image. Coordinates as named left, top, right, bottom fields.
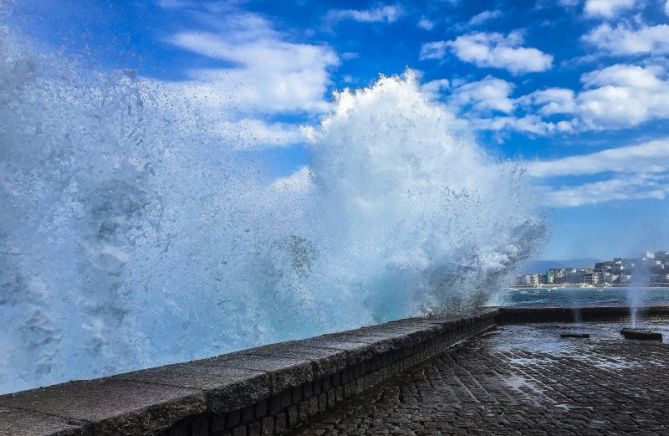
left=4, top=306, right=665, bottom=435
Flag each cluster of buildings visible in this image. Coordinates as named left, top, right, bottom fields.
left=515, top=251, right=669, bottom=288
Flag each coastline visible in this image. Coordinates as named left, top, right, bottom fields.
left=510, top=284, right=669, bottom=290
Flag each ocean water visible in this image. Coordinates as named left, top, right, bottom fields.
left=491, top=287, right=669, bottom=307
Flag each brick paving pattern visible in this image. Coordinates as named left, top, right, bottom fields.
left=292, top=322, right=669, bottom=435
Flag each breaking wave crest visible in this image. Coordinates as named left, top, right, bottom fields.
left=0, top=27, right=543, bottom=393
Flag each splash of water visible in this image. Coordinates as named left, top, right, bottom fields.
left=0, top=28, right=543, bottom=393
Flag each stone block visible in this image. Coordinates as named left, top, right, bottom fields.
left=254, top=399, right=268, bottom=418
left=261, top=416, right=274, bottom=436
left=231, top=425, right=246, bottom=436
left=226, top=410, right=241, bottom=428
left=279, top=390, right=292, bottom=409
left=308, top=397, right=319, bottom=416
left=211, top=414, right=226, bottom=432
left=240, top=342, right=348, bottom=379
left=287, top=405, right=299, bottom=426
left=242, top=405, right=255, bottom=423
left=212, top=355, right=314, bottom=393
left=116, top=359, right=269, bottom=414
left=298, top=401, right=309, bottom=422
left=298, top=336, right=376, bottom=367
left=268, top=394, right=281, bottom=415
left=191, top=416, right=209, bottom=436
left=274, top=413, right=287, bottom=433
left=0, top=378, right=205, bottom=436
left=0, top=406, right=85, bottom=436
left=247, top=420, right=260, bottom=436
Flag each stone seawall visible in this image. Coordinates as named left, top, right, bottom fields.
left=2, top=305, right=668, bottom=436
left=0, top=311, right=498, bottom=436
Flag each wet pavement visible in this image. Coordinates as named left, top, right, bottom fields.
left=291, top=322, right=669, bottom=435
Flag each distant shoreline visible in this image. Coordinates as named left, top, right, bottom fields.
left=510, top=284, right=669, bottom=289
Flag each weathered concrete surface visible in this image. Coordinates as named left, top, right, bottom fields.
left=0, top=378, right=206, bottom=436
left=209, top=355, right=315, bottom=393
left=0, top=407, right=84, bottom=436
left=294, top=321, right=669, bottom=435
left=239, top=342, right=349, bottom=379
left=116, top=361, right=271, bottom=414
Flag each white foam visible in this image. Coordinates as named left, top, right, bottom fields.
left=0, top=27, right=543, bottom=393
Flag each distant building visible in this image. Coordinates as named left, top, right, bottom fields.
left=583, top=272, right=599, bottom=285
left=566, top=270, right=584, bottom=284
left=598, top=272, right=614, bottom=284
left=513, top=250, right=668, bottom=288
left=529, top=274, right=542, bottom=287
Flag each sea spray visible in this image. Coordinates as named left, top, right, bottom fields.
left=0, top=28, right=544, bottom=393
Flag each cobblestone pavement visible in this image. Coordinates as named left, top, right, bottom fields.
left=292, top=322, right=669, bottom=435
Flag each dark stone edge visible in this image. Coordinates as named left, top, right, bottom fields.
left=495, top=305, right=669, bottom=324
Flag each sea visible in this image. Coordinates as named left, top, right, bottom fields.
left=492, top=287, right=669, bottom=307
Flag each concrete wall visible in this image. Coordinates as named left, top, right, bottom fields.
left=3, top=305, right=669, bottom=436
left=0, top=311, right=498, bottom=436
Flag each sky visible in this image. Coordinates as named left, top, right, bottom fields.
left=7, top=0, right=669, bottom=260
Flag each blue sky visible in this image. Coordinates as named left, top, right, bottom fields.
left=8, top=0, right=669, bottom=260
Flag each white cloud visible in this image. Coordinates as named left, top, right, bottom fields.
left=168, top=17, right=338, bottom=114
left=577, top=64, right=669, bottom=129
left=424, top=76, right=573, bottom=135
left=148, top=5, right=340, bottom=149
left=421, top=79, right=450, bottom=100
left=480, top=115, right=573, bottom=135
left=449, top=77, right=516, bottom=113
left=418, top=17, right=435, bottom=30
left=519, top=88, right=576, bottom=116
left=156, top=0, right=194, bottom=8
left=583, top=0, right=637, bottom=18
left=326, top=4, right=403, bottom=24
left=527, top=139, right=669, bottom=178
left=583, top=22, right=669, bottom=55
left=540, top=174, right=669, bottom=207
left=461, top=64, right=669, bottom=135
left=468, top=10, right=501, bottom=26
left=419, top=41, right=449, bottom=60
left=666, top=0, right=669, bottom=15
left=528, top=139, right=669, bottom=207
left=435, top=31, right=553, bottom=74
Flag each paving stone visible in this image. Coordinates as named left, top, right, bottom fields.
left=293, top=322, right=669, bottom=435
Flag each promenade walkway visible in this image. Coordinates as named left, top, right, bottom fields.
left=293, top=322, right=669, bottom=435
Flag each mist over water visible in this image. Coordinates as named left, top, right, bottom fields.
left=0, top=26, right=544, bottom=393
